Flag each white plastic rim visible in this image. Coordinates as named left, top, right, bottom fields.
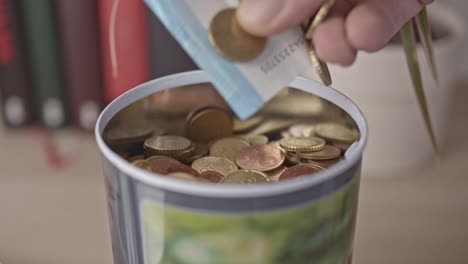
left=95, top=71, right=368, bottom=198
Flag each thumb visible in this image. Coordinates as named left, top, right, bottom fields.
left=237, top=0, right=323, bottom=37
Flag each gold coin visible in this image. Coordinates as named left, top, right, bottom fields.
left=279, top=137, right=326, bottom=152
left=191, top=156, right=238, bottom=176
left=131, top=160, right=153, bottom=172
left=296, top=145, right=341, bottom=160
left=185, top=106, right=234, bottom=144
left=241, top=134, right=269, bottom=145
left=221, top=170, right=270, bottom=184
left=305, top=0, right=337, bottom=40
left=209, top=137, right=250, bottom=162
left=315, top=122, right=359, bottom=144
left=144, top=135, right=192, bottom=157
left=209, top=8, right=266, bottom=62
left=167, top=172, right=200, bottom=182
left=182, top=143, right=209, bottom=164
left=308, top=43, right=332, bottom=86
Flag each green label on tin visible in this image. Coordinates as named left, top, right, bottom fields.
left=140, top=178, right=358, bottom=264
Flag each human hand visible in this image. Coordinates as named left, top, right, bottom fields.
left=237, top=0, right=434, bottom=66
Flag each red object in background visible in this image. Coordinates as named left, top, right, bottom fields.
left=56, top=0, right=104, bottom=132
left=99, top=0, right=150, bottom=103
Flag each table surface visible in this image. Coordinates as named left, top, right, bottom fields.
left=1, top=87, right=467, bottom=264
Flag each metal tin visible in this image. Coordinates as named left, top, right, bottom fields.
left=95, top=71, right=368, bottom=264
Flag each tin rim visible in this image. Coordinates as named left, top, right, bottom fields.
left=95, top=71, right=368, bottom=198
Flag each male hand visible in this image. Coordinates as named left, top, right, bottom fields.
left=237, top=0, right=433, bottom=66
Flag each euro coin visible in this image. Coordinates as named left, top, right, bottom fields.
left=221, top=170, right=270, bottom=184
left=235, top=144, right=285, bottom=172
left=185, top=106, right=233, bottom=144
left=279, top=164, right=324, bottom=181
left=296, top=145, right=341, bottom=160
left=144, top=135, right=192, bottom=157
left=209, top=8, right=266, bottom=62
left=279, top=136, right=326, bottom=152
left=199, top=171, right=225, bottom=183
left=191, top=156, right=238, bottom=176
left=131, top=160, right=153, bottom=172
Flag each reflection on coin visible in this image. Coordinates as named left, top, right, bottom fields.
left=104, top=123, right=154, bottom=143
left=308, top=44, right=332, bottom=86
left=209, top=8, right=266, bottom=62
left=182, top=143, right=209, bottom=164
left=315, top=123, right=359, bottom=143
left=305, top=0, right=337, bottom=39
left=128, top=155, right=145, bottom=162
left=289, top=124, right=315, bottom=137
left=146, top=156, right=200, bottom=177
left=301, top=158, right=341, bottom=168
left=221, top=170, right=270, bottom=184
left=210, top=137, right=250, bottom=162
left=144, top=135, right=192, bottom=157
left=279, top=164, right=324, bottom=181
left=146, top=156, right=182, bottom=175
left=243, top=134, right=269, bottom=145
left=105, top=123, right=155, bottom=152
left=199, top=171, right=225, bottom=183
left=167, top=172, right=200, bottom=182
left=332, top=141, right=351, bottom=152
left=235, top=144, right=285, bottom=172
left=191, top=156, right=238, bottom=176
left=279, top=137, right=326, bottom=152
left=265, top=166, right=287, bottom=181
left=296, top=145, right=341, bottom=160
left=131, top=160, right=153, bottom=172
left=185, top=106, right=233, bottom=144
left=233, top=116, right=263, bottom=132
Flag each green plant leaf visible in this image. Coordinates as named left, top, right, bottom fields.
left=414, top=7, right=439, bottom=84
left=400, top=20, right=439, bottom=154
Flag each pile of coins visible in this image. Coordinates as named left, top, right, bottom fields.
left=105, top=104, right=359, bottom=185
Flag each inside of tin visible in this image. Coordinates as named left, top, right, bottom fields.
left=102, top=83, right=360, bottom=180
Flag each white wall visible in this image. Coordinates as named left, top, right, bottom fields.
left=437, top=0, right=468, bottom=80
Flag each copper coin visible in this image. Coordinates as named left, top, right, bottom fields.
left=185, top=106, right=233, bottom=144
left=168, top=163, right=201, bottom=177
left=235, top=144, right=285, bottom=172
left=145, top=156, right=181, bottom=175
left=296, top=145, right=341, bottom=160
left=279, top=164, right=324, bottom=181
left=199, top=171, right=225, bottom=183
left=146, top=156, right=200, bottom=176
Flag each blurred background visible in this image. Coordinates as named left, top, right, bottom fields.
left=0, top=0, right=467, bottom=264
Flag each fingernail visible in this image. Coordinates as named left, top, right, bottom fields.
left=237, top=0, right=284, bottom=27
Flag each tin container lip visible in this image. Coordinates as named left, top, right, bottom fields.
left=95, top=71, right=368, bottom=198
